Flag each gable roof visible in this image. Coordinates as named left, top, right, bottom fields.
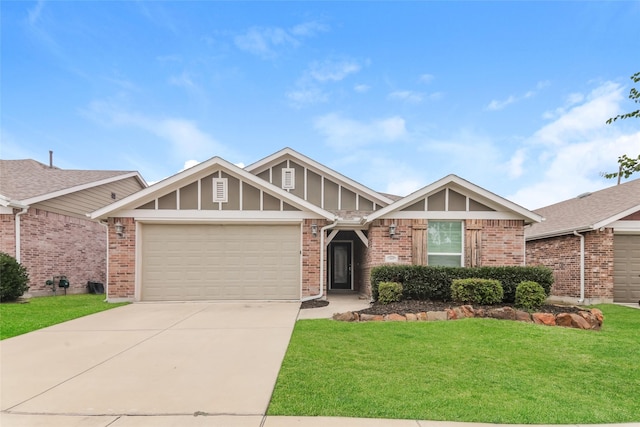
left=366, top=174, right=542, bottom=224
left=91, top=155, right=336, bottom=220
left=526, top=178, right=640, bottom=240
left=245, top=147, right=394, bottom=207
left=0, top=159, right=146, bottom=205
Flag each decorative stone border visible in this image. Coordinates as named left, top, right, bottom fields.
left=332, top=305, right=604, bottom=330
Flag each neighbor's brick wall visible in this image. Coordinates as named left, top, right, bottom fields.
left=16, top=208, right=106, bottom=296
left=526, top=229, right=614, bottom=301
left=0, top=213, right=16, bottom=257
left=107, top=217, right=136, bottom=300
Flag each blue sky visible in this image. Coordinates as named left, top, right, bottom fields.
left=2, top=1, right=639, bottom=209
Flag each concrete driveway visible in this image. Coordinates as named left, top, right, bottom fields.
left=1, top=302, right=299, bottom=426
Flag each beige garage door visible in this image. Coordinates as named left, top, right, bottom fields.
left=141, top=224, right=300, bottom=301
left=614, top=234, right=640, bottom=303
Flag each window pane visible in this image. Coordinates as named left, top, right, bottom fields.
left=428, top=221, right=462, bottom=253
left=428, top=255, right=462, bottom=267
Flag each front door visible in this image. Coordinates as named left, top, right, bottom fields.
left=330, top=242, right=352, bottom=290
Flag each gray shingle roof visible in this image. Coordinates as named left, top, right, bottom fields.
left=525, top=178, right=640, bottom=239
left=0, top=159, right=136, bottom=201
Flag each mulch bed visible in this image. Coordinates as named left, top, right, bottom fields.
left=357, top=300, right=584, bottom=316
left=300, top=299, right=330, bottom=309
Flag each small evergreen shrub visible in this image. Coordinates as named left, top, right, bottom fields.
left=0, top=252, right=30, bottom=302
left=515, top=281, right=547, bottom=311
left=377, top=282, right=403, bottom=304
left=451, top=278, right=503, bottom=305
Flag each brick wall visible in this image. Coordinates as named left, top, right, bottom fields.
left=0, top=213, right=16, bottom=257
left=14, top=208, right=106, bottom=296
left=301, top=219, right=331, bottom=298
left=526, top=229, right=614, bottom=302
left=479, top=219, right=525, bottom=266
left=107, top=217, right=136, bottom=300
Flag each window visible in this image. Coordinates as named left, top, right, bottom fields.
left=427, top=221, right=463, bottom=267
left=282, top=168, right=295, bottom=190
left=212, top=178, right=228, bottom=203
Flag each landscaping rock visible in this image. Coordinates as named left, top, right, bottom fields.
left=333, top=311, right=358, bottom=322
left=590, top=308, right=604, bottom=324
left=360, top=313, right=384, bottom=322
left=427, top=311, right=448, bottom=321
left=578, top=311, right=601, bottom=330
left=446, top=308, right=457, bottom=320
left=532, top=313, right=556, bottom=326
left=384, top=313, right=406, bottom=322
left=556, top=313, right=591, bottom=329
left=488, top=307, right=516, bottom=320
left=460, top=305, right=475, bottom=318
left=405, top=313, right=418, bottom=322
left=417, top=312, right=427, bottom=321
left=515, top=310, right=532, bottom=322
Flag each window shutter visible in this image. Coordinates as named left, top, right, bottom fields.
left=282, top=168, right=295, bottom=190
left=212, top=178, right=228, bottom=203
left=412, top=220, right=427, bottom=265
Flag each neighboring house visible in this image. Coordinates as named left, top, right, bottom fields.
left=0, top=159, right=147, bottom=296
left=526, top=178, right=640, bottom=304
left=90, top=148, right=542, bottom=302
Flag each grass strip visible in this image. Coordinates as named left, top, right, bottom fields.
left=0, top=294, right=128, bottom=340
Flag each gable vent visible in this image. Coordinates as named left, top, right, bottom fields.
left=212, top=178, right=228, bottom=203
left=282, top=168, right=295, bottom=190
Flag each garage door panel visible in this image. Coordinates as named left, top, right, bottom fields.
left=614, top=234, right=640, bottom=303
left=141, top=224, right=300, bottom=301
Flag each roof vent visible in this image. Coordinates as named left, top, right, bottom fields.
left=576, top=192, right=592, bottom=199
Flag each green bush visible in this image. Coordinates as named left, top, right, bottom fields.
left=451, top=278, right=503, bottom=305
left=515, top=281, right=547, bottom=311
left=377, top=282, right=403, bottom=304
left=370, top=265, right=553, bottom=303
left=0, top=252, right=30, bottom=302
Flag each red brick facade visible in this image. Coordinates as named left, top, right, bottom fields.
left=526, top=229, right=614, bottom=303
left=106, top=217, right=136, bottom=300
left=301, top=219, right=329, bottom=298
left=0, top=208, right=107, bottom=296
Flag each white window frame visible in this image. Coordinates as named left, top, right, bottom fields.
left=212, top=178, right=228, bottom=203
left=282, top=168, right=295, bottom=190
left=427, top=220, right=464, bottom=267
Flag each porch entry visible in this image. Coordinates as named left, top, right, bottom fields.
left=329, top=241, right=353, bottom=290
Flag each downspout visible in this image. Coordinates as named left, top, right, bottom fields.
left=573, top=231, right=585, bottom=304
left=14, top=207, right=29, bottom=263
left=301, top=219, right=339, bottom=302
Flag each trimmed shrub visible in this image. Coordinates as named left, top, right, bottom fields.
left=377, top=282, right=403, bottom=304
left=371, top=265, right=553, bottom=303
left=451, top=278, right=503, bottom=305
left=0, top=252, right=30, bottom=302
left=515, top=281, right=547, bottom=311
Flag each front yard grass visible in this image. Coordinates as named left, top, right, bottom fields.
left=0, top=294, right=128, bottom=340
left=269, top=304, right=639, bottom=424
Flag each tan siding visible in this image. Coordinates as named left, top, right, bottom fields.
left=427, top=190, right=446, bottom=211
left=200, top=174, right=217, bottom=210
left=402, top=199, right=425, bottom=211
left=469, top=198, right=495, bottom=211
left=221, top=172, right=240, bottom=210
left=257, top=170, right=270, bottom=183
left=158, top=191, right=177, bottom=209
left=179, top=182, right=198, bottom=209
left=341, top=187, right=357, bottom=210
left=138, top=200, right=155, bottom=209
left=290, top=161, right=305, bottom=199
left=324, top=179, right=339, bottom=210
left=449, top=190, right=466, bottom=211
left=36, top=177, right=144, bottom=217
left=283, top=202, right=299, bottom=211
left=359, top=197, right=373, bottom=211
left=271, top=161, right=287, bottom=188
left=263, top=193, right=280, bottom=210
left=242, top=182, right=261, bottom=210
left=307, top=170, right=322, bottom=206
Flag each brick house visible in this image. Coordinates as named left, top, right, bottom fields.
left=0, top=159, right=146, bottom=296
left=525, top=178, right=640, bottom=304
left=91, top=148, right=542, bottom=302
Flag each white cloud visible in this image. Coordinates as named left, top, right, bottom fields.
left=286, top=87, right=328, bottom=108
left=506, top=81, right=640, bottom=209
left=314, top=113, right=408, bottom=150
left=354, top=84, right=370, bottom=93
left=506, top=148, right=526, bottom=179
left=486, top=80, right=550, bottom=111
left=308, top=59, right=361, bottom=82
left=388, top=90, right=423, bottom=103
left=234, top=21, right=328, bottom=59
left=419, top=74, right=435, bottom=84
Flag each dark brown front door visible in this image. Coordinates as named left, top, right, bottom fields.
left=330, top=242, right=352, bottom=290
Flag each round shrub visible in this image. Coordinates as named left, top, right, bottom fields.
left=0, top=252, right=30, bottom=302
left=515, top=281, right=547, bottom=311
left=451, top=278, right=503, bottom=305
left=377, top=281, right=403, bottom=305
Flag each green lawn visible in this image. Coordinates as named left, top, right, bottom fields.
left=0, top=294, right=128, bottom=340
left=269, top=304, right=640, bottom=424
